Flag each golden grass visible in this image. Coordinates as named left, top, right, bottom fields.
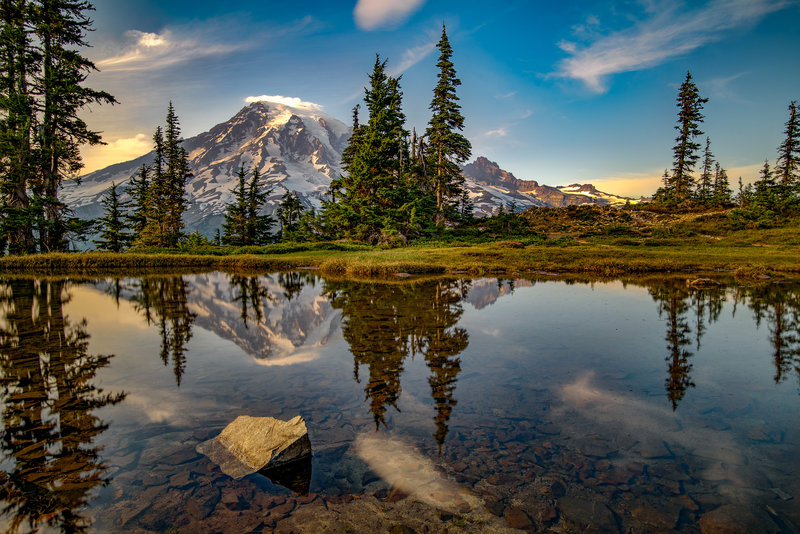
left=0, top=240, right=797, bottom=278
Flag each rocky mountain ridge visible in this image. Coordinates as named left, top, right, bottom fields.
left=462, top=157, right=635, bottom=208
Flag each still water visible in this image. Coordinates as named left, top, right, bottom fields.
left=0, top=273, right=798, bottom=532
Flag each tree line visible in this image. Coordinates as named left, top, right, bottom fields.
left=654, top=71, right=799, bottom=220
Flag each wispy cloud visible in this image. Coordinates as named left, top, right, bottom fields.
left=495, top=91, right=517, bottom=99
left=703, top=72, right=748, bottom=100
left=345, top=39, right=436, bottom=102
left=244, top=95, right=324, bottom=111
left=97, top=28, right=248, bottom=72
left=96, top=16, right=318, bottom=73
left=388, top=42, right=436, bottom=76
left=555, top=0, right=790, bottom=92
left=354, top=0, right=426, bottom=31
left=485, top=127, right=509, bottom=138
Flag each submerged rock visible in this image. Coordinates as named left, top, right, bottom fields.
left=197, top=415, right=311, bottom=480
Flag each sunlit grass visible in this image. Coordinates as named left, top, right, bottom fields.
left=1, top=238, right=797, bottom=278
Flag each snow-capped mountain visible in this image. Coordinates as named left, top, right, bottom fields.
left=62, top=100, right=635, bottom=237
left=62, top=100, right=351, bottom=235
left=186, top=272, right=340, bottom=365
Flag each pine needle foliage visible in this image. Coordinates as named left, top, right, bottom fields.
left=0, top=0, right=114, bottom=254
left=425, top=24, right=472, bottom=225
left=669, top=72, right=707, bottom=203
left=94, top=182, right=132, bottom=252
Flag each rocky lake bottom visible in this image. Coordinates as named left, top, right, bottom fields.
left=0, top=272, right=798, bottom=532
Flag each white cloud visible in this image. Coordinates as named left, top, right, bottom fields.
left=354, top=0, right=426, bottom=31
left=244, top=95, right=323, bottom=111
left=388, top=41, right=436, bottom=76
left=97, top=27, right=249, bottom=72
left=555, top=0, right=790, bottom=92
left=80, top=133, right=151, bottom=174
left=495, top=91, right=517, bottom=99
left=485, top=128, right=508, bottom=138
left=520, top=109, right=533, bottom=119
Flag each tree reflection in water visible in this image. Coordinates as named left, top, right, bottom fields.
left=737, top=283, right=800, bottom=386
left=229, top=274, right=272, bottom=327
left=0, top=279, right=125, bottom=533
left=325, top=279, right=470, bottom=450
left=649, top=281, right=727, bottom=410
left=649, top=279, right=800, bottom=408
left=131, top=276, right=196, bottom=386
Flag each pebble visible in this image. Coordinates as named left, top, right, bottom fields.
left=504, top=506, right=533, bottom=529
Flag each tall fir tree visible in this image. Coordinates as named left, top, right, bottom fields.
left=0, top=0, right=37, bottom=253
left=670, top=71, right=708, bottom=203
left=277, top=189, right=304, bottom=239
left=162, top=102, right=190, bottom=246
left=33, top=0, right=116, bottom=251
left=137, top=105, right=191, bottom=247
left=93, top=182, right=132, bottom=252
left=774, top=100, right=799, bottom=197
left=425, top=24, right=471, bottom=224
left=322, top=56, right=412, bottom=241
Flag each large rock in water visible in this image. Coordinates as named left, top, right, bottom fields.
left=197, top=415, right=311, bottom=479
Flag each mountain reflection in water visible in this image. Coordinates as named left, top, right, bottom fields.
left=0, top=273, right=798, bottom=532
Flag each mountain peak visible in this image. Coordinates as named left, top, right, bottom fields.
left=462, top=157, right=539, bottom=191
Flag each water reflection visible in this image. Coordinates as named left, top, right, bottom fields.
left=131, top=277, right=196, bottom=386
left=649, top=281, right=728, bottom=410
left=0, top=280, right=125, bottom=533
left=2, top=273, right=800, bottom=532
left=324, top=279, right=471, bottom=450
left=737, top=282, right=800, bottom=386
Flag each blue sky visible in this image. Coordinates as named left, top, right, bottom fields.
left=80, top=0, right=800, bottom=196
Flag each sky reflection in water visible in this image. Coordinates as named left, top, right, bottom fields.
left=1, top=274, right=798, bottom=532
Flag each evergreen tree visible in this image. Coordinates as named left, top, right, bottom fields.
left=425, top=25, right=471, bottom=224
left=33, top=0, right=117, bottom=251
left=137, top=105, right=191, bottom=247
left=127, top=163, right=149, bottom=238
left=669, top=72, right=708, bottom=203
left=753, top=159, right=777, bottom=209
left=245, top=166, right=273, bottom=245
left=711, top=162, right=732, bottom=206
left=136, top=126, right=166, bottom=246
left=221, top=164, right=248, bottom=246
left=696, top=137, right=714, bottom=205
left=774, top=100, right=799, bottom=198
left=162, top=102, right=190, bottom=246
left=277, top=189, right=304, bottom=238
left=0, top=0, right=37, bottom=254
left=321, top=56, right=412, bottom=241
left=222, top=165, right=273, bottom=246
left=93, top=182, right=132, bottom=252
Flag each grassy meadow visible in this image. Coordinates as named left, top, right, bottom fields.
left=1, top=207, right=798, bottom=279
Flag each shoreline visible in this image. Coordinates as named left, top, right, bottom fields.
left=0, top=243, right=797, bottom=278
